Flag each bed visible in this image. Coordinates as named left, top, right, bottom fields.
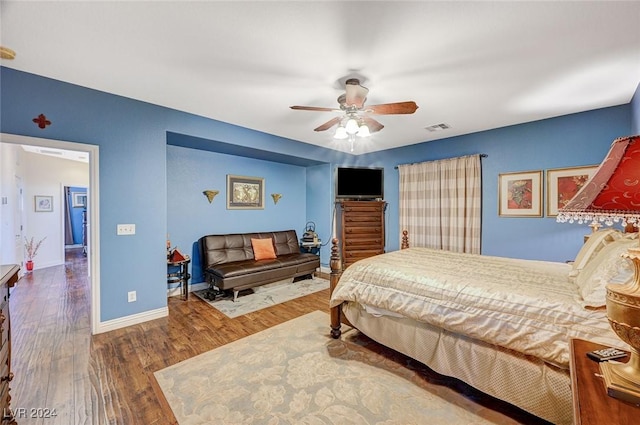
left=328, top=229, right=635, bottom=425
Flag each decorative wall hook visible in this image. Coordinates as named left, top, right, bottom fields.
left=203, top=190, right=219, bottom=203
left=271, top=193, right=282, bottom=204
left=32, top=114, right=51, bottom=129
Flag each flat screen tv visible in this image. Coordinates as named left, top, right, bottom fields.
left=335, top=167, right=384, bottom=200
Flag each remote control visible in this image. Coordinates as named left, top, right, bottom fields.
left=586, top=347, right=627, bottom=362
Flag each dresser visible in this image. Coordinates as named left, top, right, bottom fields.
left=336, top=200, right=386, bottom=269
left=0, top=265, right=18, bottom=424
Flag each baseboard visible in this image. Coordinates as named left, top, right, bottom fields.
left=166, top=281, right=208, bottom=298
left=94, top=306, right=168, bottom=334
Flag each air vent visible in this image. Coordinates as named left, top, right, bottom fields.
left=39, top=149, right=63, bottom=155
left=425, top=123, right=450, bottom=132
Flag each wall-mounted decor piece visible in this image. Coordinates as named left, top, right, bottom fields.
left=203, top=190, right=219, bottom=204
left=72, top=192, right=87, bottom=208
left=498, top=170, right=542, bottom=217
left=546, top=165, right=597, bottom=217
left=34, top=195, right=53, bottom=212
left=227, top=175, right=265, bottom=210
left=32, top=113, right=51, bottom=129
left=271, top=193, right=282, bottom=204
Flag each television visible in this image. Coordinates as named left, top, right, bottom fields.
left=335, top=167, right=384, bottom=200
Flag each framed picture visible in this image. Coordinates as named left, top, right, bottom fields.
left=72, top=192, right=87, bottom=208
left=227, top=175, right=265, bottom=209
left=546, top=165, right=597, bottom=217
left=34, top=195, right=53, bottom=212
left=498, top=170, right=542, bottom=217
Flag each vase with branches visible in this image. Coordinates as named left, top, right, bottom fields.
left=24, top=236, right=46, bottom=271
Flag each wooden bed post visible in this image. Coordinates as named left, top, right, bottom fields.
left=401, top=230, right=409, bottom=249
left=329, top=237, right=343, bottom=339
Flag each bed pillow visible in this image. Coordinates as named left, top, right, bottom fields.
left=570, top=228, right=622, bottom=277
left=575, top=238, right=636, bottom=308
left=251, top=238, right=277, bottom=260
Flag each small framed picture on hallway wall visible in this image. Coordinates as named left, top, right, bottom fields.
left=34, top=195, right=53, bottom=212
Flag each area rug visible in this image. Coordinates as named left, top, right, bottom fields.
left=192, top=277, right=329, bottom=318
left=154, top=311, right=500, bottom=425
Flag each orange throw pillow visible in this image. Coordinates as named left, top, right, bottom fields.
left=251, top=238, right=276, bottom=260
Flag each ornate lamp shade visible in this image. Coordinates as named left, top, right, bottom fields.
left=559, top=134, right=640, bottom=404
left=557, top=135, right=640, bottom=226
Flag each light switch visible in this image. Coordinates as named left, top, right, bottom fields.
left=117, top=224, right=136, bottom=235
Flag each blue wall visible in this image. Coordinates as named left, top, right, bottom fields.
left=1, top=66, right=636, bottom=326
left=357, top=105, right=631, bottom=262
left=167, top=145, right=309, bottom=284
left=0, top=67, right=342, bottom=323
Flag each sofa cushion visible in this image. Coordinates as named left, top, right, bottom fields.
left=251, top=238, right=276, bottom=260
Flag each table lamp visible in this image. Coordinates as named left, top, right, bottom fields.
left=557, top=134, right=640, bottom=404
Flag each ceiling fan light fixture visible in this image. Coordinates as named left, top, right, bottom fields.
left=334, top=126, right=348, bottom=139
left=345, top=117, right=359, bottom=135
left=357, top=123, right=370, bottom=137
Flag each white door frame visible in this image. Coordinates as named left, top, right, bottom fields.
left=0, top=133, right=101, bottom=334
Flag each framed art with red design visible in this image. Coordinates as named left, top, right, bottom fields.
left=498, top=170, right=542, bottom=217
left=546, top=165, right=597, bottom=217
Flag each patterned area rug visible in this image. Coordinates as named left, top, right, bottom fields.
left=192, top=277, right=329, bottom=318
left=154, top=311, right=500, bottom=425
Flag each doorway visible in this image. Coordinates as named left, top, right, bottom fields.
left=0, top=133, right=101, bottom=334
left=64, top=186, right=88, bottom=254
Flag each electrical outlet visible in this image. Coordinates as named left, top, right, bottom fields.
left=117, top=224, right=136, bottom=235
left=128, top=291, right=137, bottom=302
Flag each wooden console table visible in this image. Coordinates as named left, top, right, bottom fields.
left=570, top=338, right=638, bottom=424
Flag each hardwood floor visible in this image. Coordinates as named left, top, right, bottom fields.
left=9, top=249, right=548, bottom=425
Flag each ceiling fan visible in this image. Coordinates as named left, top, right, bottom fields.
left=290, top=78, right=418, bottom=150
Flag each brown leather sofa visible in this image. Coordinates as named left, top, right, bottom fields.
left=199, top=229, right=320, bottom=301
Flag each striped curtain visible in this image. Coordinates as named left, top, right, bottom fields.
left=399, top=154, right=481, bottom=253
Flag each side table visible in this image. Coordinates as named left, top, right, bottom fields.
left=300, top=240, right=321, bottom=274
left=167, top=256, right=191, bottom=300
left=569, top=338, right=638, bottom=424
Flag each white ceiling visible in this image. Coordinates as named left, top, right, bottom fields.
left=2, top=1, right=639, bottom=155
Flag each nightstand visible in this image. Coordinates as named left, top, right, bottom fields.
left=569, top=338, right=638, bottom=424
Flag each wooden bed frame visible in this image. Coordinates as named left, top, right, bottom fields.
left=330, top=230, right=410, bottom=338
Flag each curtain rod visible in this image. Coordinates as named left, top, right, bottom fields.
left=394, top=153, right=487, bottom=169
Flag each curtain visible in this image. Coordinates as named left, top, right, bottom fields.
left=399, top=154, right=481, bottom=253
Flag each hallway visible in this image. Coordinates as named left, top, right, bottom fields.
left=9, top=248, right=102, bottom=424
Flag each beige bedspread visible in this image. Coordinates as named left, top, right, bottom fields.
left=330, top=247, right=626, bottom=368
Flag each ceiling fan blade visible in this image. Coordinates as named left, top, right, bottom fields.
left=345, top=78, right=369, bottom=109
left=314, top=116, right=342, bottom=132
left=362, top=117, right=384, bottom=133
left=366, top=101, right=419, bottom=115
left=290, top=105, right=340, bottom=112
